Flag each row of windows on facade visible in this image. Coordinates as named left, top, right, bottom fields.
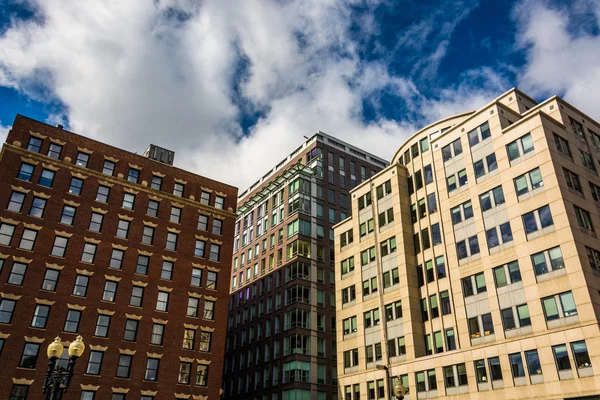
left=224, top=360, right=336, bottom=398
left=8, top=386, right=159, bottom=400
left=0, top=222, right=222, bottom=269
left=225, top=335, right=338, bottom=375
left=12, top=164, right=225, bottom=229
left=342, top=339, right=591, bottom=400
left=234, top=215, right=340, bottom=271
left=25, top=135, right=227, bottom=208
left=227, top=309, right=337, bottom=353
left=234, top=196, right=349, bottom=255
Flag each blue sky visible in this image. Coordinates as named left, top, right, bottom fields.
left=0, top=0, right=599, bottom=188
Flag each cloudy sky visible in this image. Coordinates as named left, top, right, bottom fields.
left=0, top=0, right=599, bottom=190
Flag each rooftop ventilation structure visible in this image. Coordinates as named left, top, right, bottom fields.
left=143, top=144, right=175, bottom=166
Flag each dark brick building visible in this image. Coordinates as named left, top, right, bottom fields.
left=222, top=132, right=388, bottom=400
left=0, top=115, right=237, bottom=399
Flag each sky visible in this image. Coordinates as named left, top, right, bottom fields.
left=0, top=0, right=599, bottom=190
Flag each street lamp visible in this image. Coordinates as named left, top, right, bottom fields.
left=376, top=364, right=407, bottom=400
left=42, top=335, right=86, bottom=400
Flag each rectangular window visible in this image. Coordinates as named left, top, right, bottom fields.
left=28, top=196, right=46, bottom=218
left=574, top=205, right=594, bottom=231
left=124, top=319, right=139, bottom=342
left=19, top=342, right=40, bottom=368
left=486, top=222, right=513, bottom=248
left=102, top=281, right=118, bottom=302
left=127, top=168, right=140, bottom=183
left=116, top=354, right=133, bottom=378
left=531, top=246, right=564, bottom=276
left=151, top=323, right=165, bottom=345
left=38, top=168, right=55, bottom=187
left=195, top=240, right=206, bottom=257
left=27, top=136, right=42, bottom=153
left=0, top=298, right=16, bottom=324
left=563, top=168, right=582, bottom=193
left=571, top=340, right=592, bottom=369
left=166, top=232, right=178, bottom=251
left=31, top=304, right=50, bottom=328
left=474, top=152, right=498, bottom=179
left=147, top=200, right=159, bottom=217
left=88, top=212, right=103, bottom=232
left=141, top=226, right=154, bottom=244
left=442, top=139, right=463, bottom=162
left=514, top=168, right=544, bottom=196
left=18, top=228, right=38, bottom=250
left=72, top=275, right=89, bottom=297
left=580, top=149, right=596, bottom=171
left=68, top=177, right=84, bottom=195
left=64, top=309, right=81, bottom=332
left=451, top=200, right=473, bottom=224
left=122, top=193, right=135, bottom=210
left=507, top=133, right=534, bottom=161
left=200, top=191, right=211, bottom=205
left=47, top=143, right=62, bottom=159
left=8, top=262, right=28, bottom=286
left=156, top=291, right=169, bottom=312
left=17, top=162, right=35, bottom=182
left=94, top=315, right=110, bottom=337
left=130, top=286, right=144, bottom=307
left=86, top=350, right=104, bottom=375
left=493, top=261, right=522, bottom=287
left=170, top=206, right=182, bottom=223
left=7, top=191, right=25, bottom=213
left=522, top=205, right=553, bottom=234
left=468, top=121, right=491, bottom=147
left=174, top=183, right=185, bottom=197
left=41, top=268, right=60, bottom=291
left=479, top=186, right=505, bottom=212
left=203, top=300, right=215, bottom=320
left=456, top=235, right=480, bottom=259
left=115, top=219, right=130, bottom=239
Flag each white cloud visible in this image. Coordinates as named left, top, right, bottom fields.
left=514, top=0, right=600, bottom=118
left=0, top=123, right=11, bottom=146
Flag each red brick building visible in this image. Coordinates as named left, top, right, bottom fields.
left=0, top=115, right=237, bottom=399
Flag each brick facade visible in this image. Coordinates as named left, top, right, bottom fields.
left=0, top=115, right=237, bottom=399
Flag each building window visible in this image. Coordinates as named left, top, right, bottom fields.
left=122, top=193, right=135, bottom=210
left=94, top=315, right=111, bottom=337
left=136, top=255, right=150, bottom=275
left=574, top=205, right=594, bottom=231
left=28, top=196, right=46, bottom=218
left=47, top=143, right=62, bottom=159
left=147, top=200, right=159, bottom=217
left=531, top=246, right=564, bottom=276
left=124, top=319, right=139, bottom=341
left=88, top=212, right=104, bottom=232
left=214, top=196, right=225, bottom=210
left=200, top=191, right=211, bottom=205
left=468, top=313, right=494, bottom=339
left=212, top=218, right=223, bottom=235
left=0, top=222, right=16, bottom=246
left=514, top=168, right=543, bottom=196
left=160, top=260, right=173, bottom=280
left=209, top=243, right=220, bottom=261
left=486, top=222, right=513, bottom=248
left=0, top=298, right=16, bottom=324
left=203, top=300, right=215, bottom=320
left=116, top=219, right=130, bottom=238
left=493, top=260, right=522, bottom=287
left=101, top=160, right=115, bottom=176
left=72, top=274, right=89, bottom=297
left=199, top=331, right=212, bottom=352
left=151, top=175, right=162, bottom=191
left=130, top=286, right=144, bottom=307
left=165, top=232, right=177, bottom=251
left=58, top=205, right=76, bottom=226
left=488, top=357, right=503, bottom=381
left=8, top=262, right=28, bottom=286
left=7, top=191, right=25, bottom=213
left=81, top=243, right=98, bottom=264
left=479, top=186, right=505, bottom=211
left=18, top=163, right=35, bottom=182
left=191, top=268, right=202, bottom=287
left=64, top=309, right=81, bottom=332
left=473, top=152, right=498, bottom=179
left=522, top=205, right=553, bottom=234
left=102, top=281, right=118, bottom=302
left=68, top=177, right=84, bottom=196
left=151, top=323, right=165, bottom=345
left=18, top=228, right=38, bottom=250
left=542, top=291, right=577, bottom=321
left=195, top=240, right=206, bottom=258
left=343, top=348, right=359, bottom=369
left=94, top=185, right=110, bottom=204
left=206, top=271, right=217, bottom=290
left=86, top=350, right=104, bottom=375
left=563, top=168, right=582, bottom=193
left=27, top=136, right=42, bottom=152
left=156, top=291, right=169, bottom=312
left=31, top=304, right=50, bottom=328
left=41, top=268, right=60, bottom=291
left=507, top=133, right=534, bottom=161
left=572, top=340, right=592, bottom=369
left=198, top=214, right=208, bottom=231
left=109, top=249, right=124, bottom=270
left=468, top=121, right=491, bottom=147
left=451, top=200, right=473, bottom=225
left=19, top=342, right=40, bottom=368
left=141, top=226, right=154, bottom=245
left=38, top=169, right=55, bottom=187
left=525, top=350, right=542, bottom=376
left=456, top=235, right=480, bottom=259
left=580, top=149, right=597, bottom=171
left=145, top=357, right=160, bottom=381
left=183, top=328, right=195, bottom=349
left=178, top=362, right=192, bottom=384
left=447, top=168, right=468, bottom=193
left=362, top=277, right=378, bottom=297
left=116, top=354, right=133, bottom=378
left=442, top=139, right=463, bottom=162
left=187, top=297, right=199, bottom=317
left=173, top=182, right=185, bottom=197
left=127, top=168, right=140, bottom=183
left=170, top=206, right=182, bottom=223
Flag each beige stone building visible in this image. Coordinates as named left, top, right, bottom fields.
left=334, top=88, right=600, bottom=400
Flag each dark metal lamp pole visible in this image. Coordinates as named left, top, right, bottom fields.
left=42, top=335, right=86, bottom=400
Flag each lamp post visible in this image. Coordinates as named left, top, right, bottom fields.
left=42, top=335, right=86, bottom=400
left=376, top=364, right=407, bottom=400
